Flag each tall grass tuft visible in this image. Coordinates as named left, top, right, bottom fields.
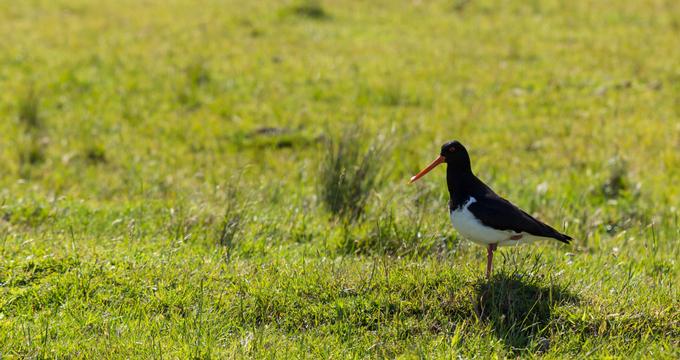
left=16, top=88, right=47, bottom=177
left=177, top=59, right=211, bottom=110
left=217, top=184, right=245, bottom=262
left=18, top=143, right=45, bottom=166
left=18, top=88, right=42, bottom=131
left=452, top=0, right=473, bottom=13
left=318, top=127, right=388, bottom=220
left=289, top=0, right=329, bottom=20
left=602, top=156, right=629, bottom=199
left=185, top=60, right=211, bottom=87
left=84, top=144, right=107, bottom=165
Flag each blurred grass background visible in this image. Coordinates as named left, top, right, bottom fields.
left=0, top=0, right=678, bottom=357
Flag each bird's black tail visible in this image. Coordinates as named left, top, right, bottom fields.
left=555, top=232, right=572, bottom=244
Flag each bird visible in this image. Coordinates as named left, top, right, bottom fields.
left=409, top=140, right=571, bottom=278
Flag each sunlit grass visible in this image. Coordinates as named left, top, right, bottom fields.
left=0, top=0, right=678, bottom=358
left=318, top=127, right=388, bottom=220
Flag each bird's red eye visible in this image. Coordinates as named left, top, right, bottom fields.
left=449, top=147, right=455, bottom=152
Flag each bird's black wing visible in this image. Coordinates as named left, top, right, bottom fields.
left=467, top=194, right=572, bottom=243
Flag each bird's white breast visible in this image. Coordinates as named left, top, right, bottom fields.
left=450, top=197, right=538, bottom=247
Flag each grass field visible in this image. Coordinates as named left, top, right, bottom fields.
left=1, top=0, right=679, bottom=358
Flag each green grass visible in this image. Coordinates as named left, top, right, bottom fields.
left=0, top=0, right=679, bottom=358
left=318, top=126, right=389, bottom=220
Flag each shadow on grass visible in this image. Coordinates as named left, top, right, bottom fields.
left=473, top=271, right=579, bottom=353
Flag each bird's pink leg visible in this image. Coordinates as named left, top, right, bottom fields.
left=486, top=244, right=497, bottom=279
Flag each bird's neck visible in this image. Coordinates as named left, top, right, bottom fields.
left=447, top=166, right=488, bottom=210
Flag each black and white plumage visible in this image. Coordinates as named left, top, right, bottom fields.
left=410, top=140, right=571, bottom=278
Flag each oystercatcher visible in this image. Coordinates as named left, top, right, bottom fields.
left=409, top=141, right=571, bottom=278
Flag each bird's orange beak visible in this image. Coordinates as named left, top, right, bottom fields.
left=409, top=155, right=445, bottom=184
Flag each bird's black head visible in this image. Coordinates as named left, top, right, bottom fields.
left=440, top=140, right=468, bottom=160
left=409, top=140, right=472, bottom=184
left=440, top=140, right=471, bottom=170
